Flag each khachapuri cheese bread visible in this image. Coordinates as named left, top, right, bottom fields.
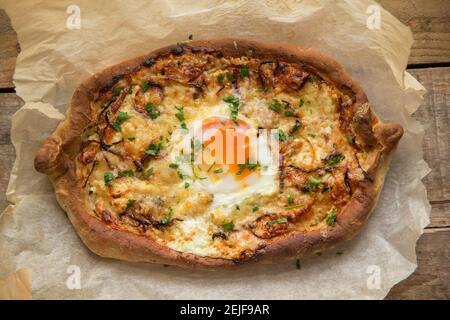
left=34, top=39, right=403, bottom=268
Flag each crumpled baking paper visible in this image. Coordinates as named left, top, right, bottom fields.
left=0, top=0, right=429, bottom=299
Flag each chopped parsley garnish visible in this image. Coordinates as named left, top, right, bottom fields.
left=289, top=119, right=301, bottom=136
left=177, top=171, right=185, bottom=180
left=303, top=176, right=323, bottom=193
left=184, top=182, right=190, bottom=189
left=118, top=169, right=134, bottom=177
left=239, top=66, right=249, bottom=77
left=104, top=172, right=115, bottom=184
left=284, top=203, right=304, bottom=210
left=146, top=143, right=162, bottom=156
left=226, top=73, right=235, bottom=82
left=326, top=208, right=337, bottom=227
left=111, top=111, right=131, bottom=131
left=308, top=133, right=316, bottom=138
left=235, top=205, right=240, bottom=211
left=126, top=199, right=136, bottom=208
left=188, top=34, right=193, bottom=40
left=145, top=103, right=160, bottom=120
left=161, top=208, right=173, bottom=225
left=145, top=167, right=154, bottom=177
left=223, top=95, right=240, bottom=122
left=222, top=221, right=234, bottom=232
left=236, top=161, right=259, bottom=175
left=287, top=195, right=294, bottom=204
left=269, top=99, right=283, bottom=113
left=141, top=81, right=150, bottom=92
left=284, top=110, right=294, bottom=117
left=346, top=135, right=354, bottom=143
left=217, top=74, right=225, bottom=83
left=127, top=136, right=136, bottom=141
left=169, top=163, right=179, bottom=169
left=128, top=87, right=133, bottom=94
left=213, top=168, right=223, bottom=174
left=112, top=87, right=121, bottom=96
left=207, top=161, right=216, bottom=173
left=175, top=106, right=185, bottom=122
left=276, top=129, right=287, bottom=142
left=299, top=99, right=304, bottom=107
left=325, top=152, right=345, bottom=166
left=252, top=207, right=259, bottom=212
left=269, top=217, right=288, bottom=225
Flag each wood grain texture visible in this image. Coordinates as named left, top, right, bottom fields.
left=0, top=9, right=19, bottom=89
left=0, top=2, right=449, bottom=89
left=386, top=228, right=450, bottom=299
left=379, top=0, right=450, bottom=65
left=410, top=68, right=450, bottom=203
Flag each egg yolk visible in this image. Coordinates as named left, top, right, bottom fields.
left=195, top=117, right=258, bottom=180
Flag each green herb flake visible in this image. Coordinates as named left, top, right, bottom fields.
left=141, top=81, right=150, bottom=92
left=226, top=73, right=235, bottom=82
left=146, top=143, right=162, bottom=156
left=336, top=252, right=344, bottom=256
left=235, top=205, right=240, bottom=211
left=269, top=217, right=288, bottom=225
left=175, top=106, right=185, bottom=122
left=213, top=168, right=223, bottom=174
left=188, top=34, right=193, bottom=40
left=289, top=120, right=301, bottom=136
left=277, top=129, right=287, bottom=142
left=252, top=206, right=259, bottom=212
left=326, top=208, right=337, bottom=227
left=284, top=110, right=294, bottom=117
left=128, top=87, right=133, bottom=94
left=104, top=172, right=115, bottom=184
left=223, top=95, right=240, bottom=122
left=126, top=199, right=136, bottom=208
left=169, top=163, right=179, bottom=169
left=161, top=208, right=173, bottom=225
left=184, top=182, right=190, bottom=189
left=326, top=153, right=345, bottom=166
left=299, top=99, right=304, bottom=107
left=145, top=103, right=160, bottom=120
left=127, top=136, right=136, bottom=141
left=269, top=99, right=283, bottom=113
left=217, top=74, right=225, bottom=83
left=239, top=66, right=249, bottom=77
left=346, top=135, right=354, bottom=143
left=308, top=133, right=316, bottom=138
left=222, top=221, right=234, bottom=232
left=118, top=169, right=134, bottom=177
left=145, top=167, right=154, bottom=177
left=287, top=195, right=294, bottom=204
left=112, top=87, right=121, bottom=96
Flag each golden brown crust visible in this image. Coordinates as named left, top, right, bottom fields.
left=34, top=39, right=403, bottom=269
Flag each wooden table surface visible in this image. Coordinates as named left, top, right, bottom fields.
left=0, top=1, right=448, bottom=299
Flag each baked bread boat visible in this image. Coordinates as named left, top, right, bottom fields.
left=34, top=39, right=403, bottom=268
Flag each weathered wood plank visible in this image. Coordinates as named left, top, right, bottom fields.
left=0, top=9, right=19, bottom=89
left=387, top=228, right=450, bottom=299
left=410, top=67, right=450, bottom=202
left=0, top=2, right=449, bottom=89
left=429, top=201, right=450, bottom=228
left=379, top=0, right=450, bottom=65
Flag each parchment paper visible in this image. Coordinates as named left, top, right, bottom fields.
left=0, top=0, right=430, bottom=299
